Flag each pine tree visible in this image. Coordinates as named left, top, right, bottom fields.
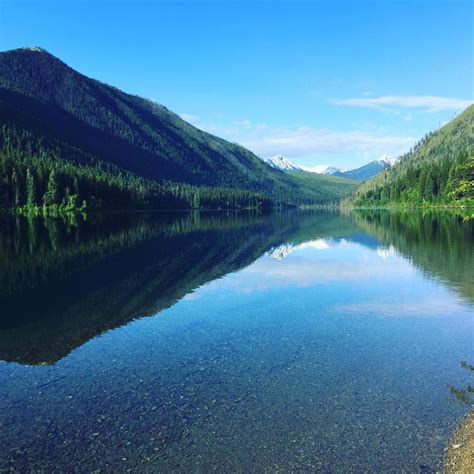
left=418, top=168, right=428, bottom=200
left=43, top=170, right=58, bottom=206
left=424, top=168, right=435, bottom=201
left=11, top=170, right=21, bottom=207
left=26, top=167, right=36, bottom=207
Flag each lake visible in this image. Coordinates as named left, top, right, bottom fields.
left=0, top=210, right=473, bottom=472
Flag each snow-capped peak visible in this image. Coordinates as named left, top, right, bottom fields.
left=22, top=46, right=47, bottom=53
left=300, top=164, right=341, bottom=174
left=376, top=154, right=397, bottom=166
left=322, top=166, right=342, bottom=175
left=264, top=155, right=302, bottom=171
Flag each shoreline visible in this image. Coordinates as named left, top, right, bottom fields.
left=444, top=410, right=474, bottom=473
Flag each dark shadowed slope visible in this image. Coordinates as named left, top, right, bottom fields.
left=0, top=47, right=356, bottom=208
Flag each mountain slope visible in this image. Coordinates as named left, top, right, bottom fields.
left=0, top=47, right=356, bottom=210
left=335, top=156, right=393, bottom=181
left=347, top=105, right=474, bottom=207
left=300, top=155, right=394, bottom=181
left=0, top=48, right=285, bottom=188
left=286, top=170, right=359, bottom=204
left=260, top=155, right=359, bottom=202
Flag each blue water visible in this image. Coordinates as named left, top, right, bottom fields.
left=0, top=210, right=473, bottom=471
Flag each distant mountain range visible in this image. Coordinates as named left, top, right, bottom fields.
left=264, top=154, right=397, bottom=181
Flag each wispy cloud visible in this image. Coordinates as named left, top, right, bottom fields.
left=333, top=297, right=468, bottom=318
left=329, top=95, right=473, bottom=112
left=205, top=240, right=414, bottom=291
left=177, top=114, right=417, bottom=162
left=239, top=126, right=417, bottom=159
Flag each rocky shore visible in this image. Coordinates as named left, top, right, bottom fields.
left=444, top=411, right=474, bottom=473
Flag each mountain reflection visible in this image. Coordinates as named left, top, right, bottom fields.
left=0, top=209, right=472, bottom=365
left=0, top=211, right=357, bottom=364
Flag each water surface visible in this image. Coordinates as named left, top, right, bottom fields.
left=0, top=210, right=473, bottom=471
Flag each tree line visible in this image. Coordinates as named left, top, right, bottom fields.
left=0, top=125, right=273, bottom=213
left=356, top=151, right=473, bottom=206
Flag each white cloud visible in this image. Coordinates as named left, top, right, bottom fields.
left=329, top=95, right=473, bottom=112
left=239, top=126, right=416, bottom=159
left=176, top=115, right=417, bottom=163
left=234, top=119, right=252, bottom=129
left=206, top=242, right=413, bottom=291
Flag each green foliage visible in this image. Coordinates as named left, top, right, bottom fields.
left=43, top=170, right=58, bottom=206
left=347, top=105, right=474, bottom=208
left=449, top=155, right=474, bottom=200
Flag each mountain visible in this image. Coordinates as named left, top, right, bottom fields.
left=262, top=154, right=359, bottom=201
left=376, top=153, right=397, bottom=166
left=264, top=155, right=302, bottom=171
left=321, top=166, right=342, bottom=175
left=333, top=155, right=395, bottom=181
left=286, top=170, right=359, bottom=203
left=299, top=155, right=395, bottom=181
left=347, top=105, right=474, bottom=207
left=0, top=47, right=357, bottom=211
left=300, top=164, right=341, bottom=175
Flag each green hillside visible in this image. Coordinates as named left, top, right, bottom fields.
left=347, top=105, right=474, bottom=207
left=0, top=47, right=355, bottom=211
left=287, top=170, right=358, bottom=204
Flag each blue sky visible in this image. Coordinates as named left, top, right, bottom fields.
left=0, top=0, right=472, bottom=169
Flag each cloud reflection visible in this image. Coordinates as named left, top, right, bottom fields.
left=204, top=240, right=414, bottom=292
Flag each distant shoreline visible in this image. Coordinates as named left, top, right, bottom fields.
left=344, top=204, right=474, bottom=210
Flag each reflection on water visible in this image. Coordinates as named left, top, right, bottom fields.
left=0, top=210, right=357, bottom=364
left=0, top=210, right=473, bottom=471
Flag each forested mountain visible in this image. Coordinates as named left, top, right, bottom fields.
left=286, top=170, right=359, bottom=204
left=0, top=47, right=355, bottom=211
left=347, top=106, right=474, bottom=207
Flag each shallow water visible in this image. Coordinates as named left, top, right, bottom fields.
left=0, top=210, right=473, bottom=472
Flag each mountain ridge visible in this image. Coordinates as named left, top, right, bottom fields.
left=264, top=154, right=395, bottom=181
left=0, top=47, right=357, bottom=210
